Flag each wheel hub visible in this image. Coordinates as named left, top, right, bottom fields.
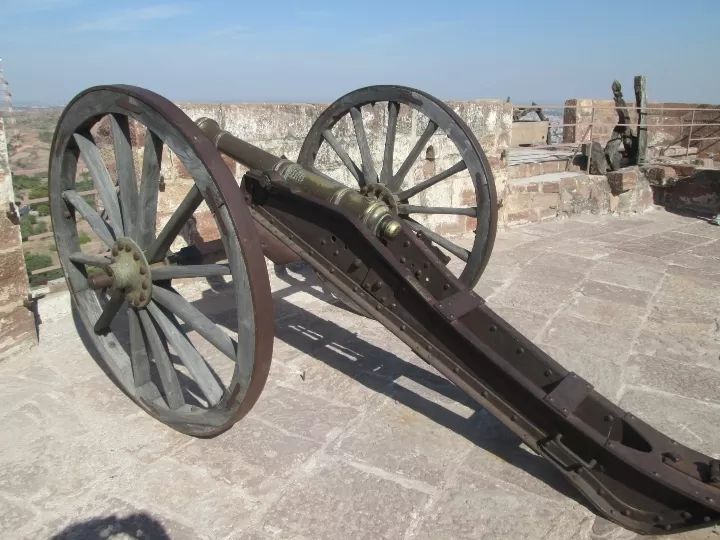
left=360, top=183, right=399, bottom=215
left=107, top=237, right=152, bottom=307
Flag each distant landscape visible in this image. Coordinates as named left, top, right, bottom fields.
left=6, top=107, right=101, bottom=287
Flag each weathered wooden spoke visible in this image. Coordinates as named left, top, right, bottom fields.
left=398, top=205, right=477, bottom=217
left=387, top=121, right=438, bottom=192
left=147, top=302, right=224, bottom=406
left=128, top=307, right=152, bottom=389
left=144, top=185, right=203, bottom=264
left=50, top=85, right=273, bottom=436
left=73, top=132, right=125, bottom=237
left=380, top=101, right=399, bottom=183
left=152, top=286, right=237, bottom=361
left=94, top=289, right=126, bottom=334
left=137, top=130, right=164, bottom=248
left=138, top=308, right=184, bottom=409
left=68, top=252, right=112, bottom=268
left=298, top=85, right=497, bottom=287
left=322, top=129, right=364, bottom=186
left=62, top=190, right=116, bottom=247
left=110, top=114, right=138, bottom=239
left=396, top=160, right=467, bottom=200
left=151, top=264, right=230, bottom=281
left=405, top=218, right=470, bottom=262
left=350, top=106, right=378, bottom=184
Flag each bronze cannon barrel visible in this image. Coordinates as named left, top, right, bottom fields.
left=195, top=117, right=401, bottom=239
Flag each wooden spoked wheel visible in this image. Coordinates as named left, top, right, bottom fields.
left=298, top=85, right=498, bottom=288
left=49, top=85, right=273, bottom=437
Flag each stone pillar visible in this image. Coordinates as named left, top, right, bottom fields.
left=0, top=115, right=37, bottom=360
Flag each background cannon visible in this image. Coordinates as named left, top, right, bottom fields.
left=49, top=84, right=720, bottom=535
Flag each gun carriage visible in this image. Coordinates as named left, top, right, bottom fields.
left=48, top=84, right=720, bottom=535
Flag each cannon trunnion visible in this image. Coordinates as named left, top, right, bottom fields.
left=48, top=84, right=720, bottom=535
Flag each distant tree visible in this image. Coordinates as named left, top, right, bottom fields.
left=38, top=131, right=54, bottom=144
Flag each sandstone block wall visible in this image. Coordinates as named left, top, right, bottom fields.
left=160, top=99, right=513, bottom=247
left=0, top=116, right=36, bottom=359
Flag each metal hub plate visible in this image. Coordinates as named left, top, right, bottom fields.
left=108, top=237, right=152, bottom=307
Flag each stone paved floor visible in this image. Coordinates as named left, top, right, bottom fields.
left=3, top=208, right=720, bottom=540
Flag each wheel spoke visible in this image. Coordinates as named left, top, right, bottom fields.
left=73, top=131, right=124, bottom=237
left=349, top=106, right=378, bottom=183
left=93, top=289, right=126, bottom=334
left=152, top=264, right=230, bottom=281
left=398, top=205, right=477, bottom=217
left=395, top=160, right=467, bottom=200
left=147, top=301, right=224, bottom=406
left=128, top=308, right=152, bottom=388
left=152, top=286, right=237, bottom=361
left=137, top=129, right=164, bottom=248
left=380, top=101, right=399, bottom=183
left=62, top=190, right=116, bottom=247
left=388, top=121, right=438, bottom=192
left=138, top=308, right=184, bottom=409
left=404, top=218, right=470, bottom=262
left=110, top=114, right=138, bottom=239
left=144, top=185, right=203, bottom=264
left=68, top=252, right=112, bottom=267
left=322, top=129, right=364, bottom=186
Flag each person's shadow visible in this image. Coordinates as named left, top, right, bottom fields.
left=50, top=512, right=171, bottom=540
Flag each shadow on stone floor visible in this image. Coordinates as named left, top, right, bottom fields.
left=49, top=512, right=171, bottom=540
left=71, top=261, right=595, bottom=519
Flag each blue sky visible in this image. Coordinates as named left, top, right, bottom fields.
left=1, top=0, right=719, bottom=105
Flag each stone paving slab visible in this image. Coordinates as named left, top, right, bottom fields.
left=3, top=208, right=720, bottom=539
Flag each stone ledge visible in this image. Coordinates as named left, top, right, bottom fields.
left=0, top=305, right=37, bottom=361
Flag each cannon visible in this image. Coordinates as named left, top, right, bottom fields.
left=48, top=84, right=719, bottom=535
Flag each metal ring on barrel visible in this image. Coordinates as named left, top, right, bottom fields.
left=298, top=85, right=498, bottom=288
left=49, top=85, right=273, bottom=437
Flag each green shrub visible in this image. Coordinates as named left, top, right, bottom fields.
left=38, top=131, right=54, bottom=144
left=78, top=232, right=91, bottom=245
left=34, top=203, right=50, bottom=216
left=13, top=174, right=45, bottom=190
left=28, top=185, right=49, bottom=201
left=76, top=179, right=94, bottom=192
left=24, top=252, right=64, bottom=287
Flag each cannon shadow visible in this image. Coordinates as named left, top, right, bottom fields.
left=73, top=261, right=592, bottom=514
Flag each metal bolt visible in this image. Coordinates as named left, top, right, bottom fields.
left=399, top=257, right=406, bottom=263
left=404, top=241, right=410, bottom=248
left=453, top=367, right=459, bottom=373
left=333, top=250, right=339, bottom=256
left=415, top=270, right=422, bottom=278
left=376, top=303, right=381, bottom=310
left=604, top=415, right=613, bottom=422
left=704, top=516, right=711, bottom=523
left=621, top=510, right=630, bottom=517
left=320, top=240, right=326, bottom=246
left=390, top=303, right=396, bottom=309
left=490, top=325, right=497, bottom=332
left=481, top=391, right=489, bottom=398
left=544, top=369, right=552, bottom=376
left=707, top=497, right=715, bottom=503
left=352, top=286, right=358, bottom=292
left=511, top=415, right=518, bottom=421
left=329, top=268, right=335, bottom=273
left=63, top=210, right=72, bottom=219
left=516, top=347, right=525, bottom=354
left=681, top=512, right=691, bottom=519
left=400, top=325, right=406, bottom=331
left=443, top=284, right=450, bottom=290
left=664, top=524, right=671, bottom=531
left=417, top=231, right=423, bottom=239
left=423, top=262, right=429, bottom=268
